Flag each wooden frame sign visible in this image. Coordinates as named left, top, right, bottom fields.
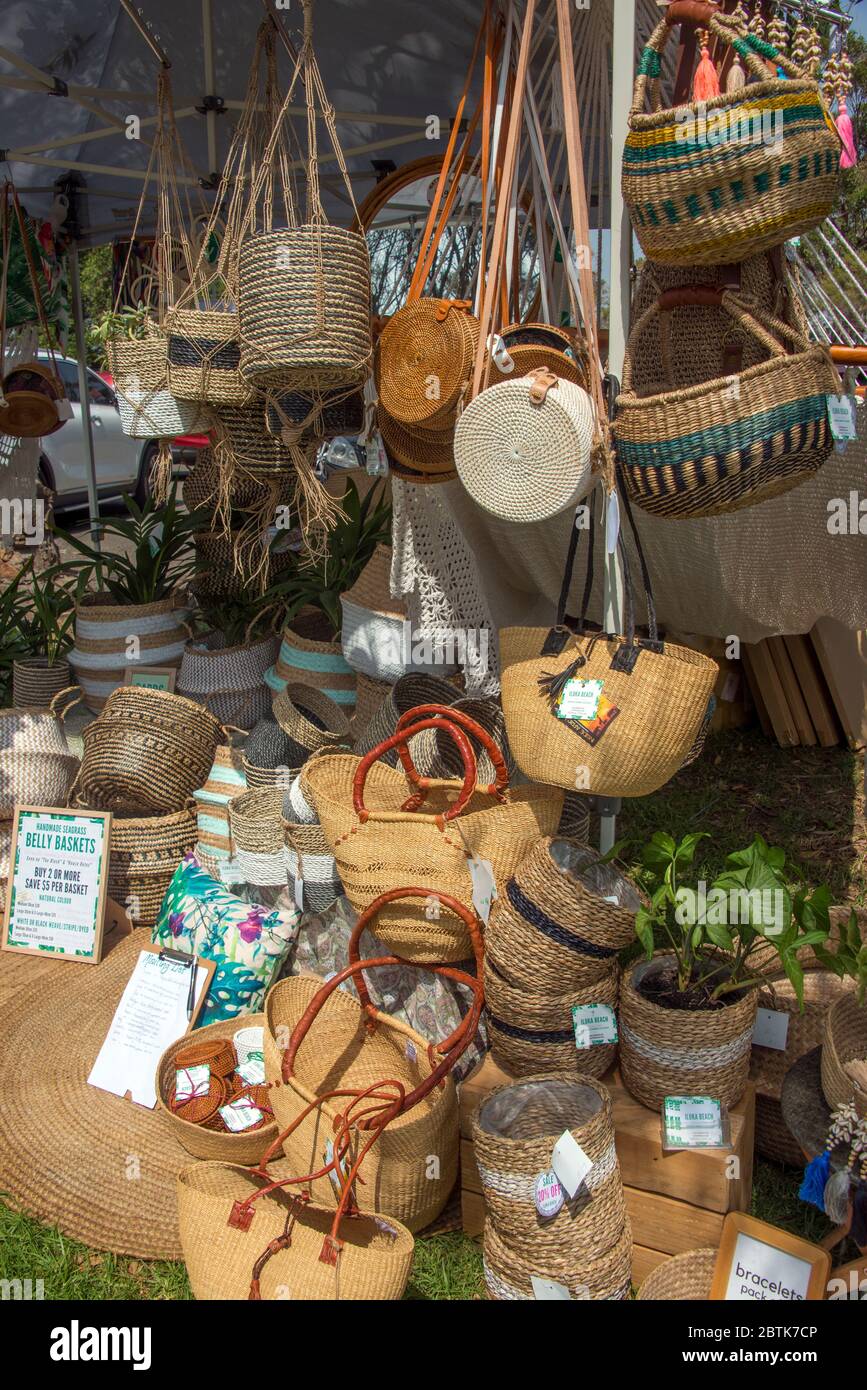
left=123, top=665, right=177, bottom=692
left=1, top=806, right=112, bottom=964
left=710, top=1213, right=832, bottom=1302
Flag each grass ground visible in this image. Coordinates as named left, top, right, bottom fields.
left=1, top=727, right=863, bottom=1299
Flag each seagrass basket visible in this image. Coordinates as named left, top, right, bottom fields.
left=484, top=955, right=619, bottom=1079
left=272, top=683, right=353, bottom=758
left=11, top=658, right=72, bottom=710
left=636, top=1249, right=717, bottom=1301
left=822, top=995, right=867, bottom=1117
left=264, top=387, right=365, bottom=445
left=284, top=820, right=341, bottom=914
left=193, top=744, right=247, bottom=862
left=270, top=618, right=357, bottom=711
left=107, top=805, right=197, bottom=927
left=165, top=306, right=251, bottom=406
left=107, top=328, right=211, bottom=439
left=238, top=226, right=371, bottom=391
left=484, top=1212, right=633, bottom=1301
left=472, top=1075, right=627, bottom=1262
left=0, top=749, right=79, bottom=819
left=178, top=630, right=278, bottom=731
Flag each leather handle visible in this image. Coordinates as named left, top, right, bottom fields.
left=352, top=716, right=478, bottom=822
left=393, top=703, right=509, bottom=803
left=664, top=1, right=721, bottom=26
left=348, top=885, right=485, bottom=1003
left=658, top=286, right=725, bottom=312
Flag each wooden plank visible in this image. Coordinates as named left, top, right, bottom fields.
left=461, top=1138, right=482, bottom=1194
left=608, top=1071, right=753, bottom=1216
left=783, top=635, right=840, bottom=749
left=743, top=642, right=799, bottom=747
left=624, top=1186, right=726, bottom=1255
left=461, top=1188, right=486, bottom=1239
left=746, top=655, right=774, bottom=739
left=766, top=636, right=816, bottom=746
left=810, top=620, right=867, bottom=747
left=632, top=1244, right=673, bottom=1290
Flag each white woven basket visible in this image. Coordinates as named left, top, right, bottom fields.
left=454, top=371, right=596, bottom=522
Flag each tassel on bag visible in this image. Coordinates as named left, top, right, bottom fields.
left=726, top=54, right=746, bottom=94
left=693, top=30, right=721, bottom=100
left=837, top=97, right=857, bottom=169
left=798, top=1150, right=831, bottom=1211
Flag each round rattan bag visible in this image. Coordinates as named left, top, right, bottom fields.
left=454, top=368, right=596, bottom=522
left=375, top=299, right=479, bottom=430
left=492, top=322, right=590, bottom=391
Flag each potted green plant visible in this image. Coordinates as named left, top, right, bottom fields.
left=0, top=566, right=33, bottom=706
left=260, top=476, right=391, bottom=709
left=619, top=832, right=832, bottom=1111
left=55, top=487, right=203, bottom=711
left=9, top=560, right=76, bottom=707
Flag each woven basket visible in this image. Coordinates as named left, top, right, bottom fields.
left=285, top=820, right=341, bottom=913
left=751, top=968, right=858, bottom=1164
left=69, top=593, right=191, bottom=713
left=165, top=306, right=251, bottom=406
left=636, top=1248, right=717, bottom=1301
left=623, top=8, right=841, bottom=266
left=272, top=683, right=353, bottom=758
left=193, top=744, right=247, bottom=861
left=557, top=793, right=591, bottom=843
left=484, top=1211, right=633, bottom=1301
left=177, top=1161, right=414, bottom=1300
left=264, top=973, right=459, bottom=1232
left=614, top=289, right=839, bottom=519
left=107, top=805, right=197, bottom=927
left=375, top=299, right=479, bottom=430
left=0, top=749, right=79, bottom=819
left=271, top=619, right=357, bottom=710
left=472, top=1075, right=627, bottom=1261
left=352, top=672, right=461, bottom=762
left=302, top=735, right=563, bottom=964
left=339, top=544, right=409, bottom=683
left=822, top=994, right=867, bottom=1117
left=409, top=697, right=513, bottom=787
left=11, top=658, right=72, bottom=710
left=178, top=630, right=278, bottom=731
left=377, top=406, right=457, bottom=477
left=183, top=448, right=293, bottom=514
left=495, top=322, right=591, bottom=392
left=455, top=369, right=596, bottom=523
left=157, top=1014, right=277, bottom=1163
left=238, top=226, right=371, bottom=391
left=212, top=402, right=295, bottom=481
left=485, top=838, right=642, bottom=993
left=107, top=330, right=212, bottom=439
left=0, top=693, right=76, bottom=753
left=484, top=955, right=619, bottom=1079
left=352, top=674, right=392, bottom=740
left=229, top=786, right=290, bottom=887
left=78, top=685, right=223, bottom=816
left=264, top=387, right=365, bottom=445
left=620, top=953, right=758, bottom=1111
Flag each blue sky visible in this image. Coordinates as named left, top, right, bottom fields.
left=853, top=3, right=867, bottom=38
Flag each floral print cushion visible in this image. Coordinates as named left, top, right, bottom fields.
left=152, top=853, right=300, bottom=1027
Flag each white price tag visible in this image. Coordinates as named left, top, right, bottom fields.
left=662, top=1096, right=727, bottom=1150
left=530, top=1276, right=572, bottom=1300
left=827, top=394, right=857, bottom=443
left=219, top=1100, right=264, bottom=1133
left=551, top=1129, right=594, bottom=1198
left=56, top=398, right=74, bottom=420
left=605, top=489, right=621, bottom=555
left=468, top=857, right=497, bottom=924
left=294, top=872, right=305, bottom=911
left=752, top=1007, right=790, bottom=1051
left=557, top=678, right=603, bottom=721
left=237, top=1058, right=266, bottom=1086
left=175, top=1063, right=210, bottom=1100
left=218, top=857, right=244, bottom=885
left=571, top=1003, right=618, bottom=1048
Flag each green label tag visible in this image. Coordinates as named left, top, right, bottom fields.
left=663, top=1095, right=725, bottom=1149
left=571, top=1003, right=618, bottom=1049
left=827, top=394, right=857, bottom=443
left=558, top=678, right=603, bottom=721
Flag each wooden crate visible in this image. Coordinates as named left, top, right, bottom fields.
left=458, top=1054, right=755, bottom=1287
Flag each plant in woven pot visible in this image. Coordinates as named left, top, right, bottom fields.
left=56, top=487, right=202, bottom=712
left=620, top=832, right=833, bottom=1111
left=7, top=560, right=75, bottom=708
left=178, top=592, right=280, bottom=732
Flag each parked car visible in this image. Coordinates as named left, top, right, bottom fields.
left=35, top=353, right=205, bottom=515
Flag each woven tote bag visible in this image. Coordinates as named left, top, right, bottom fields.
left=455, top=367, right=597, bottom=523
left=620, top=953, right=758, bottom=1111
left=69, top=593, right=191, bottom=713
left=499, top=489, right=718, bottom=798
left=613, top=287, right=840, bottom=519
left=106, top=805, right=198, bottom=927
left=302, top=708, right=563, bottom=963
left=177, top=1162, right=414, bottom=1300
left=265, top=888, right=484, bottom=1230
left=623, top=3, right=841, bottom=266
left=78, top=686, right=223, bottom=816
left=822, top=995, right=867, bottom=1117
left=178, top=630, right=278, bottom=731
left=484, top=954, right=620, bottom=1080
left=636, top=1249, right=717, bottom=1301
left=472, top=1075, right=628, bottom=1267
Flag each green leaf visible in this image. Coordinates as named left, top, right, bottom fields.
left=634, top=908, right=656, bottom=959
left=705, top=921, right=734, bottom=953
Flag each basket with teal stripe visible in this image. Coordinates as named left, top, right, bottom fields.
left=623, top=4, right=841, bottom=266
left=613, top=287, right=840, bottom=519
left=269, top=620, right=357, bottom=710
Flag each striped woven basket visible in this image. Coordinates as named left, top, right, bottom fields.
left=193, top=744, right=247, bottom=863
left=183, top=448, right=296, bottom=514
left=69, top=593, right=191, bottom=713
left=351, top=671, right=461, bottom=762
left=164, top=306, right=251, bottom=406
left=178, top=630, right=278, bottom=732
left=106, top=805, right=197, bottom=927
left=339, top=544, right=408, bottom=682
left=821, top=994, right=867, bottom=1118
left=0, top=749, right=79, bottom=819
left=284, top=820, right=341, bottom=914
left=212, top=402, right=293, bottom=481
left=636, top=1249, right=717, bottom=1301
left=375, top=299, right=479, bottom=430
left=238, top=226, right=371, bottom=391
left=472, top=1075, right=628, bottom=1267
left=484, top=1214, right=633, bottom=1302
left=269, top=619, right=357, bottom=711
left=620, top=953, right=758, bottom=1111
left=11, top=658, right=72, bottom=710
left=623, top=6, right=841, bottom=266
left=484, top=954, right=619, bottom=1079
left=264, top=386, right=365, bottom=446
left=107, top=329, right=212, bottom=439
left=485, top=838, right=642, bottom=993
left=613, top=288, right=840, bottom=519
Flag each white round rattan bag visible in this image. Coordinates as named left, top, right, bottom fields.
left=454, top=368, right=596, bottom=523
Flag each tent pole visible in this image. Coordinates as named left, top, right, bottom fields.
left=201, top=0, right=218, bottom=176
left=67, top=244, right=101, bottom=551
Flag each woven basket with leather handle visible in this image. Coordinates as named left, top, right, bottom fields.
left=375, top=299, right=479, bottom=430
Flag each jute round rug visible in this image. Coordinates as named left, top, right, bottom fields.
left=0, top=930, right=192, bottom=1259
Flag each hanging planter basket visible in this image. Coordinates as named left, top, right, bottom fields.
left=165, top=306, right=251, bottom=407
left=107, top=329, right=212, bottom=440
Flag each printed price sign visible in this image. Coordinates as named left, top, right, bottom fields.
left=571, top=1003, right=618, bottom=1048
left=662, top=1095, right=729, bottom=1150
left=558, top=678, right=603, bottom=721
left=2, top=807, right=112, bottom=964
left=826, top=394, right=857, bottom=443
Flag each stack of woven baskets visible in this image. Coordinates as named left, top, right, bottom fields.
left=484, top=838, right=641, bottom=1080
left=0, top=698, right=81, bottom=888
left=472, top=1074, right=633, bottom=1300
